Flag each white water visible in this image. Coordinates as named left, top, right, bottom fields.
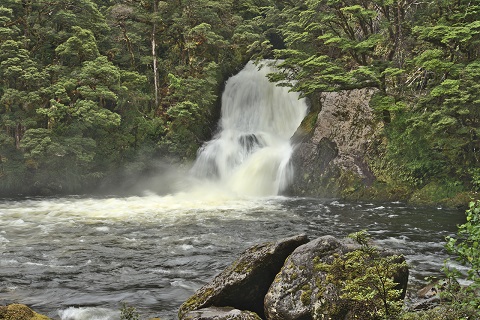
left=191, top=61, right=308, bottom=196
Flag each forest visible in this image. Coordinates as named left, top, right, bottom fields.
left=0, top=0, right=479, bottom=198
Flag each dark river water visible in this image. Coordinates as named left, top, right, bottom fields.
left=0, top=194, right=466, bottom=319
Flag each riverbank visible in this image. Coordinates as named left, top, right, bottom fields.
left=289, top=88, right=478, bottom=209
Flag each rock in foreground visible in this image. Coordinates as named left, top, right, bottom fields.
left=179, top=234, right=408, bottom=320
left=182, top=307, right=261, bottom=320
left=264, top=235, right=408, bottom=320
left=178, top=234, right=309, bottom=319
left=0, top=304, right=51, bottom=320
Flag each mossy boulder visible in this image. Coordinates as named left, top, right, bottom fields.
left=178, top=234, right=309, bottom=319
left=0, top=304, right=51, bottom=320
left=264, top=236, right=343, bottom=320
left=264, top=235, right=409, bottom=320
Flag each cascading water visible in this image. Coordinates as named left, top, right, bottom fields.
left=191, top=61, right=308, bottom=196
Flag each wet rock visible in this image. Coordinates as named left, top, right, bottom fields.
left=182, top=307, right=261, bottom=320
left=290, top=88, right=382, bottom=198
left=264, top=235, right=408, bottom=320
left=178, top=234, right=309, bottom=320
left=411, top=279, right=452, bottom=311
left=264, top=236, right=343, bottom=320
left=411, top=296, right=441, bottom=311
left=0, top=304, right=51, bottom=320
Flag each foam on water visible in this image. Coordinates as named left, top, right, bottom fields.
left=0, top=193, right=283, bottom=227
left=58, top=307, right=119, bottom=320
left=0, top=197, right=465, bottom=319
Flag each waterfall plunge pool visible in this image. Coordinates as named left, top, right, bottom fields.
left=0, top=195, right=465, bottom=319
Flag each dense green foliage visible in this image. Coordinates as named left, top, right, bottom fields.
left=267, top=0, right=480, bottom=201
left=316, top=230, right=407, bottom=319
left=0, top=0, right=273, bottom=195
left=1, top=0, right=478, bottom=196
left=443, top=200, right=480, bottom=316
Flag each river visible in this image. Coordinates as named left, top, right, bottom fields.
left=0, top=195, right=465, bottom=319
left=0, top=61, right=467, bottom=319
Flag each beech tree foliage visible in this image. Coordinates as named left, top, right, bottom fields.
left=0, top=0, right=270, bottom=194
left=0, top=0, right=478, bottom=196
left=268, top=0, right=480, bottom=194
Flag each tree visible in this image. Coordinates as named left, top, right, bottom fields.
left=268, top=0, right=415, bottom=95
left=382, top=0, right=480, bottom=190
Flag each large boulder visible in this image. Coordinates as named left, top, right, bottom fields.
left=178, top=234, right=310, bottom=319
left=264, top=235, right=408, bottom=320
left=264, top=236, right=342, bottom=320
left=290, top=88, right=382, bottom=198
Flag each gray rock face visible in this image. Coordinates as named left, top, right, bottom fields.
left=182, top=307, right=262, bottom=320
left=264, top=236, right=344, bottom=320
left=264, top=235, right=408, bottom=320
left=290, top=88, right=381, bottom=197
left=178, top=234, right=409, bottom=320
left=178, top=234, right=310, bottom=319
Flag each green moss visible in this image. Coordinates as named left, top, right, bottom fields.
left=179, top=287, right=215, bottom=318
left=299, top=109, right=319, bottom=134
left=401, top=305, right=477, bottom=320
left=0, top=304, right=51, bottom=320
left=408, top=180, right=470, bottom=207
left=348, top=180, right=412, bottom=203
left=232, top=259, right=253, bottom=274
left=337, top=170, right=363, bottom=198
left=313, top=256, right=330, bottom=273
left=300, top=284, right=312, bottom=306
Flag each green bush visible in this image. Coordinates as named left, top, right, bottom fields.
left=120, top=303, right=140, bottom=320
left=317, top=230, right=407, bottom=320
left=442, top=200, right=480, bottom=318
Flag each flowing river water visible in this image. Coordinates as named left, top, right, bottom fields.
left=0, top=61, right=468, bottom=319
left=0, top=195, right=466, bottom=319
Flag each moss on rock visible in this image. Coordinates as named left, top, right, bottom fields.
left=0, top=304, right=51, bottom=320
left=178, top=234, right=309, bottom=319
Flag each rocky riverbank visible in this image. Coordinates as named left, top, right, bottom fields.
left=2, top=234, right=452, bottom=320
left=179, top=233, right=409, bottom=320
left=288, top=88, right=474, bottom=208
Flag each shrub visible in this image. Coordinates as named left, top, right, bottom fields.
left=120, top=303, right=140, bottom=320
left=319, top=230, right=407, bottom=319
left=442, top=200, right=480, bottom=318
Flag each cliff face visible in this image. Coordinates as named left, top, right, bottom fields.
left=289, top=88, right=382, bottom=198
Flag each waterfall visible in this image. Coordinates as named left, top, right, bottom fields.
left=191, top=61, right=308, bottom=196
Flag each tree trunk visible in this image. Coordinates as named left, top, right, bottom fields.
left=15, top=123, right=24, bottom=149
left=152, top=0, right=159, bottom=108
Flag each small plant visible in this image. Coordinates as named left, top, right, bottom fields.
left=318, top=230, right=407, bottom=319
left=441, top=199, right=480, bottom=318
left=120, top=302, right=140, bottom=320
left=470, top=168, right=480, bottom=192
